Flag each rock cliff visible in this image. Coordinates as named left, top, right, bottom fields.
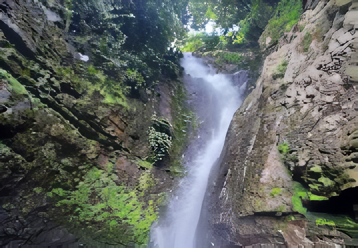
left=0, top=0, right=189, bottom=246
left=204, top=0, right=358, bottom=246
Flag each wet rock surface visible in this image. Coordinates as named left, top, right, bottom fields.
left=0, top=0, right=184, bottom=246
left=203, top=0, right=358, bottom=246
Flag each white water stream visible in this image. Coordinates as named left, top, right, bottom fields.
left=151, top=53, right=246, bottom=248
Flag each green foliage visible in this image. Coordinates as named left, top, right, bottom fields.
left=233, top=0, right=274, bottom=45
left=278, top=142, right=290, bottom=154
left=306, top=213, right=358, bottom=238
left=188, top=0, right=251, bottom=30
left=0, top=69, right=28, bottom=95
left=215, top=52, right=245, bottom=64
left=148, top=126, right=172, bottom=160
left=205, top=6, right=217, bottom=20
left=49, top=167, right=158, bottom=245
left=72, top=0, right=185, bottom=88
left=316, top=218, right=336, bottom=226
left=292, top=182, right=307, bottom=214
left=304, top=164, right=356, bottom=197
left=20, top=68, right=31, bottom=77
left=309, top=194, right=328, bottom=201
left=293, top=182, right=328, bottom=201
left=138, top=171, right=156, bottom=191
left=3, top=43, right=15, bottom=48
left=58, top=65, right=129, bottom=108
left=270, top=187, right=282, bottom=197
left=148, top=116, right=173, bottom=162
left=137, top=160, right=153, bottom=169
left=302, top=32, right=312, bottom=52
left=169, top=82, right=197, bottom=176
left=125, top=69, right=145, bottom=89
left=181, top=33, right=220, bottom=52
left=310, top=165, right=322, bottom=173
left=261, top=0, right=302, bottom=46
left=318, top=176, right=335, bottom=187
left=64, top=0, right=73, bottom=32
left=273, top=60, right=288, bottom=79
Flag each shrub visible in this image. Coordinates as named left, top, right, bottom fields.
left=215, top=52, right=245, bottom=64
left=181, top=33, right=220, bottom=52
left=261, top=0, right=302, bottom=46
left=234, top=0, right=273, bottom=45
left=278, top=142, right=290, bottom=154
left=148, top=116, right=173, bottom=162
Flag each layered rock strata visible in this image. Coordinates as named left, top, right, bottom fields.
left=204, top=0, right=358, bottom=246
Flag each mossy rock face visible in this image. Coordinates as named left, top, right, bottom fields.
left=303, top=164, right=355, bottom=197
left=0, top=0, right=187, bottom=245
left=0, top=69, right=28, bottom=95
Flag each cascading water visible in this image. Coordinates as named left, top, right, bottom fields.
left=151, top=53, right=246, bottom=248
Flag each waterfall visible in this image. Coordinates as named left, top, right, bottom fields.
left=150, top=53, right=246, bottom=248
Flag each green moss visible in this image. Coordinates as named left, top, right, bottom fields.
left=318, top=176, right=335, bottom=187
left=291, top=194, right=307, bottom=214
left=306, top=213, right=358, bottom=238
left=0, top=69, right=28, bottom=95
left=316, top=218, right=336, bottom=226
left=309, top=194, right=328, bottom=201
left=270, top=187, right=282, bottom=197
left=137, top=159, right=153, bottom=169
left=138, top=171, right=155, bottom=191
left=310, top=165, right=322, bottom=173
left=304, top=164, right=355, bottom=197
left=302, top=32, right=312, bottom=52
left=181, top=32, right=220, bottom=52
left=169, top=81, right=197, bottom=176
left=49, top=167, right=158, bottom=245
left=20, top=68, right=31, bottom=77
left=56, top=65, right=129, bottom=108
left=273, top=60, right=288, bottom=79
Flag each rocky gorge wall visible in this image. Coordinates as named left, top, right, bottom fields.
left=0, top=0, right=188, bottom=246
left=203, top=0, right=358, bottom=246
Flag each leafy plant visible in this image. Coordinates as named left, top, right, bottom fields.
left=278, top=142, right=290, bottom=154
left=233, top=0, right=273, bottom=45
left=181, top=32, right=220, bottom=52
left=148, top=116, right=173, bottom=162
left=0, top=69, right=28, bottom=95
left=260, top=0, right=302, bottom=46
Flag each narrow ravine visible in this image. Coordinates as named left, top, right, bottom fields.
left=150, top=53, right=247, bottom=248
